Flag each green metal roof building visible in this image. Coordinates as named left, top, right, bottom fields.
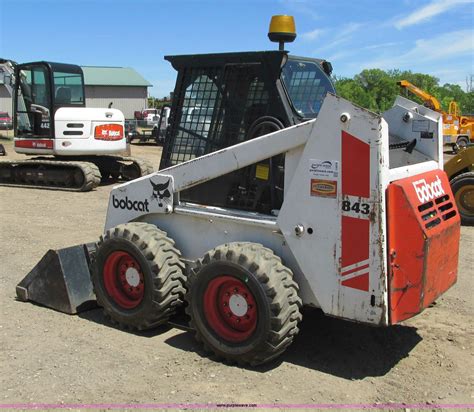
left=81, top=66, right=152, bottom=119
left=0, top=63, right=152, bottom=118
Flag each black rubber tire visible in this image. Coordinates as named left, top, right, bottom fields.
left=247, top=116, right=284, bottom=140
left=185, top=242, right=302, bottom=366
left=92, top=222, right=186, bottom=330
left=456, top=136, right=469, bottom=151
left=450, top=171, right=474, bottom=226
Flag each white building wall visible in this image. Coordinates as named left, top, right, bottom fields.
left=0, top=78, right=149, bottom=119
left=85, top=86, right=148, bottom=119
left=0, top=86, right=12, bottom=113
left=0, top=63, right=13, bottom=114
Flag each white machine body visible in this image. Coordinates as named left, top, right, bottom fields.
left=14, top=107, right=126, bottom=156
left=104, top=94, right=459, bottom=326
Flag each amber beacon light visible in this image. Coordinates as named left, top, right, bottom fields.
left=268, top=15, right=297, bottom=50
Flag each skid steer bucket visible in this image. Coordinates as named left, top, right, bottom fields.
left=16, top=244, right=97, bottom=314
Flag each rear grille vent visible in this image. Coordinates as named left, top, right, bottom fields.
left=439, top=202, right=453, bottom=212
left=63, top=131, right=83, bottom=136
left=426, top=218, right=441, bottom=229
left=421, top=210, right=437, bottom=221
left=418, top=201, right=433, bottom=212
left=418, top=194, right=457, bottom=229
left=435, top=195, right=449, bottom=204
left=66, top=123, right=84, bottom=128
left=443, top=210, right=457, bottom=221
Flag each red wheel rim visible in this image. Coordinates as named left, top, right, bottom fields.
left=103, top=251, right=145, bottom=309
left=203, top=275, right=257, bottom=343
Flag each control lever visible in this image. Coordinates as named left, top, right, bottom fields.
left=404, top=138, right=417, bottom=154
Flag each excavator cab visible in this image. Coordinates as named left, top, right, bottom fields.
left=15, top=62, right=85, bottom=139
left=160, top=51, right=335, bottom=214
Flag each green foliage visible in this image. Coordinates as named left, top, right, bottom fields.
left=147, top=97, right=172, bottom=109
left=463, top=91, right=474, bottom=113
left=334, top=69, right=473, bottom=114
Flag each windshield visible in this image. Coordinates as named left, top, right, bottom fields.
left=281, top=58, right=335, bottom=118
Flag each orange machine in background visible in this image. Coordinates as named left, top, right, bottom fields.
left=398, top=80, right=473, bottom=151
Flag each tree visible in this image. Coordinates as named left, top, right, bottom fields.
left=334, top=78, right=376, bottom=111
left=335, top=68, right=472, bottom=115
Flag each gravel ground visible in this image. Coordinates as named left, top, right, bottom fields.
left=0, top=139, right=472, bottom=408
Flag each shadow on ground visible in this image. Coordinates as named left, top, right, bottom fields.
left=18, top=290, right=421, bottom=379
left=129, top=141, right=163, bottom=147
left=77, top=307, right=172, bottom=337
left=280, top=308, right=421, bottom=378
left=164, top=308, right=422, bottom=379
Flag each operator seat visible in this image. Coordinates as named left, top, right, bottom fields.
left=55, top=87, right=71, bottom=105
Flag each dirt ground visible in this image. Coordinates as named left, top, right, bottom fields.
left=0, top=138, right=473, bottom=408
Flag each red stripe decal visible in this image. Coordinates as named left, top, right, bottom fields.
left=341, top=216, right=370, bottom=271
left=15, top=139, right=53, bottom=149
left=342, top=131, right=370, bottom=198
left=341, top=273, right=369, bottom=291
left=341, top=131, right=370, bottom=291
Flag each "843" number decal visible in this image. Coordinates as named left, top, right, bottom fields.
left=342, top=200, right=370, bottom=215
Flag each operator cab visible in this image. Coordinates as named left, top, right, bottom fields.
left=15, top=62, right=85, bottom=139
left=160, top=50, right=335, bottom=214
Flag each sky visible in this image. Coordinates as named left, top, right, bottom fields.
left=0, top=0, right=473, bottom=97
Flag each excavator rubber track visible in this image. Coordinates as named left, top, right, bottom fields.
left=126, top=157, right=155, bottom=177
left=0, top=156, right=154, bottom=192
left=0, top=159, right=102, bottom=192
left=92, top=156, right=155, bottom=181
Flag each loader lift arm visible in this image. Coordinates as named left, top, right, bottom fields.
left=104, top=115, right=315, bottom=229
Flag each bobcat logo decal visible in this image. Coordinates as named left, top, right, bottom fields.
left=150, top=178, right=171, bottom=207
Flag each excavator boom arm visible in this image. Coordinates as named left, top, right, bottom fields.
left=397, top=80, right=441, bottom=111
